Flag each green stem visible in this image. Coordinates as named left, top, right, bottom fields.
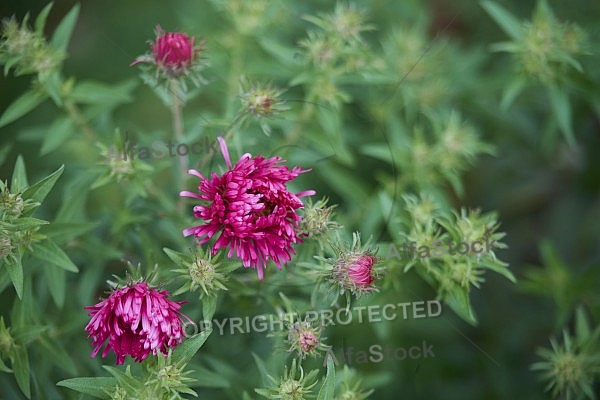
left=170, top=80, right=188, bottom=213
left=64, top=101, right=96, bottom=140
left=171, top=80, right=188, bottom=177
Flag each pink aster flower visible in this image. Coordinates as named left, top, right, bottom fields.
left=180, top=136, right=315, bottom=280
left=85, top=282, right=188, bottom=364
left=130, top=25, right=204, bottom=77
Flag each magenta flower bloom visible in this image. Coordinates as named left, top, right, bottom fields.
left=180, top=136, right=315, bottom=279
left=85, top=282, right=188, bottom=364
left=131, top=25, right=203, bottom=76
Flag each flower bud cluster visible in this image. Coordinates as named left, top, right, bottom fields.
left=517, top=2, right=585, bottom=83
left=0, top=17, right=64, bottom=77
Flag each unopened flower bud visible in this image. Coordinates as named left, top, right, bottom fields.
left=332, top=252, right=378, bottom=294
left=287, top=321, right=322, bottom=358
left=131, top=25, right=205, bottom=79
left=188, top=258, right=225, bottom=296
left=299, top=197, right=341, bottom=239
left=152, top=30, right=194, bottom=72
left=240, top=81, right=287, bottom=119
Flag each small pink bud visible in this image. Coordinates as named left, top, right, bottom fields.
left=152, top=30, right=194, bottom=71
left=333, top=253, right=378, bottom=293
left=131, top=25, right=204, bottom=77
left=347, top=254, right=377, bottom=288
left=299, top=330, right=319, bottom=353
left=287, top=321, right=322, bottom=358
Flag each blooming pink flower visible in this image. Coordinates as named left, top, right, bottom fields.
left=333, top=253, right=378, bottom=293
left=130, top=25, right=203, bottom=76
left=85, top=282, right=188, bottom=364
left=180, top=136, right=315, bottom=279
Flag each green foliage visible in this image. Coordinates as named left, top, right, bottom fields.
left=0, top=0, right=599, bottom=399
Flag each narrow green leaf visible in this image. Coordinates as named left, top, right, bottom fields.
left=480, top=259, right=516, bottom=283
left=163, top=247, right=186, bottom=265
left=102, top=365, right=139, bottom=392
left=35, top=2, right=54, bottom=33
left=481, top=1, right=523, bottom=40
left=0, top=262, right=12, bottom=295
left=172, top=329, right=212, bottom=365
left=40, top=118, right=75, bottom=155
left=12, top=325, right=49, bottom=345
left=12, top=345, right=31, bottom=399
left=202, top=295, right=217, bottom=322
left=57, top=377, right=115, bottom=399
left=500, top=78, right=526, bottom=110
left=70, top=80, right=135, bottom=106
left=574, top=306, right=590, bottom=343
left=11, top=155, right=28, bottom=193
left=40, top=337, right=77, bottom=375
left=190, top=365, right=230, bottom=388
left=39, top=222, right=97, bottom=244
left=0, top=144, right=12, bottom=166
left=444, top=288, right=478, bottom=326
left=7, top=217, right=49, bottom=231
left=0, top=356, right=12, bottom=373
left=31, top=239, right=78, bottom=272
left=548, top=85, right=575, bottom=146
left=317, top=359, right=336, bottom=400
left=0, top=91, right=47, bottom=129
left=49, top=4, right=80, bottom=52
left=40, top=71, right=64, bottom=106
left=22, top=164, right=64, bottom=205
left=251, top=353, right=271, bottom=387
left=5, top=255, right=24, bottom=299
left=44, top=262, right=66, bottom=307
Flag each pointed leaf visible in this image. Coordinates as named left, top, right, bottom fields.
left=251, top=353, right=271, bottom=387
left=35, top=2, right=54, bottom=33
left=7, top=218, right=49, bottom=231
left=70, top=80, right=135, bottom=106
left=12, top=345, right=31, bottom=398
left=163, top=247, right=186, bottom=265
left=22, top=164, right=64, bottom=205
left=12, top=325, right=49, bottom=345
left=0, top=91, right=47, bottom=129
left=548, top=86, right=575, bottom=146
left=31, top=239, right=78, bottom=272
left=500, top=78, right=526, bottom=110
left=11, top=155, right=28, bottom=193
left=171, top=329, right=212, bottom=365
left=40, top=118, right=75, bottom=155
left=0, top=144, right=12, bottom=166
left=4, top=255, right=24, bottom=299
left=49, top=4, right=80, bottom=52
left=189, top=365, right=230, bottom=388
left=444, top=288, right=478, bottom=326
left=481, top=1, right=523, bottom=40
left=317, top=359, right=336, bottom=400
left=44, top=262, right=66, bottom=307
left=202, top=295, right=217, bottom=322
left=0, top=356, right=11, bottom=373
left=57, top=377, right=115, bottom=399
